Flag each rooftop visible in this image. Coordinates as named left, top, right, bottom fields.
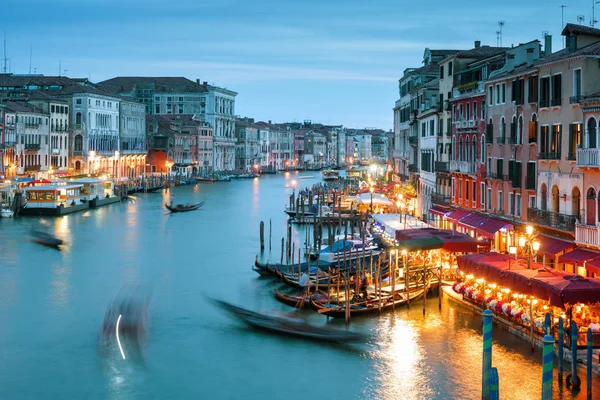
left=97, top=76, right=209, bottom=94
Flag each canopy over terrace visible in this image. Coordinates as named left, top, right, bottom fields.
left=372, top=214, right=437, bottom=240
left=457, top=252, right=600, bottom=308
left=397, top=228, right=483, bottom=252
left=356, top=192, right=393, bottom=206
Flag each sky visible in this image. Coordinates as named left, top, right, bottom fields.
left=3, top=0, right=598, bottom=129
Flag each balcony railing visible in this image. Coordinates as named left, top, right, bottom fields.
left=408, top=164, right=419, bottom=173
left=25, top=164, right=41, bottom=171
left=431, top=193, right=451, bottom=206
left=539, top=152, right=561, bottom=160
left=434, top=161, right=449, bottom=173
left=567, top=153, right=576, bottom=161
left=72, top=150, right=83, bottom=156
left=576, top=148, right=600, bottom=167
left=408, top=136, right=418, bottom=146
left=25, top=143, right=41, bottom=150
left=570, top=95, right=582, bottom=104
left=51, top=148, right=61, bottom=155
left=575, top=223, right=600, bottom=248
left=449, top=160, right=477, bottom=174
left=509, top=137, right=521, bottom=145
left=528, top=207, right=578, bottom=232
left=495, top=136, right=506, bottom=144
left=539, top=99, right=550, bottom=108
left=551, top=98, right=562, bottom=107
left=526, top=177, right=536, bottom=190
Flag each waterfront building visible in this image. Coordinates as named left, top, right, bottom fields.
left=257, top=123, right=271, bottom=169
left=98, top=77, right=236, bottom=172
left=3, top=101, right=50, bottom=179
left=117, top=99, right=147, bottom=179
left=482, top=41, right=541, bottom=233
left=532, top=25, right=600, bottom=259
left=393, top=49, right=461, bottom=184
left=204, top=84, right=237, bottom=172
left=146, top=114, right=207, bottom=176
left=371, top=131, right=389, bottom=163
left=293, top=129, right=305, bottom=168
left=24, top=92, right=70, bottom=176
left=305, top=131, right=326, bottom=169
left=0, top=107, right=6, bottom=179
left=434, top=43, right=508, bottom=216
left=345, top=135, right=355, bottom=165
left=235, top=118, right=260, bottom=172
left=415, top=78, right=439, bottom=219
left=354, top=132, right=372, bottom=162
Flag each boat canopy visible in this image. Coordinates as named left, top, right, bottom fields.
left=321, top=240, right=353, bottom=254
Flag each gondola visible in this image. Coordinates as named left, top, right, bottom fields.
left=252, top=265, right=271, bottom=276
left=310, top=286, right=425, bottom=318
left=273, top=289, right=329, bottom=309
left=30, top=230, right=63, bottom=248
left=165, top=201, right=204, bottom=213
left=210, top=298, right=365, bottom=343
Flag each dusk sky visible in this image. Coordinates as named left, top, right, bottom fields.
left=4, top=0, right=597, bottom=128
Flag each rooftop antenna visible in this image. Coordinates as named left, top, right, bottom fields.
left=560, top=6, right=567, bottom=47
left=498, top=21, right=505, bottom=47
left=496, top=31, right=501, bottom=47
left=578, top=15, right=586, bottom=25
left=593, top=0, right=599, bottom=28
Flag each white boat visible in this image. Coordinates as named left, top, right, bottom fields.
left=1, top=208, right=14, bottom=218
left=284, top=204, right=333, bottom=218
left=315, top=239, right=381, bottom=263
left=322, top=170, right=340, bottom=181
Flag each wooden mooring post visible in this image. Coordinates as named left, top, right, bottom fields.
left=269, top=218, right=272, bottom=251
left=259, top=221, right=265, bottom=251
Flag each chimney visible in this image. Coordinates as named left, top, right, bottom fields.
left=203, top=81, right=208, bottom=86
left=544, top=34, right=552, bottom=55
left=474, top=40, right=481, bottom=48
left=268, top=120, right=272, bottom=124
left=196, top=79, right=200, bottom=84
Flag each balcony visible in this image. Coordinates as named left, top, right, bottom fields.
left=408, top=136, right=418, bottom=146
left=25, top=143, right=41, bottom=150
left=25, top=164, right=41, bottom=172
left=576, top=148, right=600, bottom=167
left=525, top=176, right=536, bottom=190
left=431, top=193, right=451, bottom=206
left=72, top=150, right=83, bottom=156
left=393, top=149, right=410, bottom=159
left=25, top=123, right=40, bottom=129
left=540, top=99, right=550, bottom=108
left=570, top=95, right=582, bottom=104
left=434, top=161, right=449, bottom=173
left=528, top=208, right=578, bottom=232
left=495, top=136, right=506, bottom=144
left=51, top=148, right=61, bottom=155
left=509, top=137, right=521, bottom=145
left=408, top=164, right=419, bottom=173
left=452, top=81, right=485, bottom=99
left=575, top=223, right=600, bottom=248
left=567, top=153, right=576, bottom=161
left=551, top=98, right=562, bottom=107
left=539, top=152, right=561, bottom=160
left=449, top=160, right=477, bottom=174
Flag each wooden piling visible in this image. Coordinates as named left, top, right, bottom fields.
left=269, top=218, right=272, bottom=251
left=281, top=237, right=284, bottom=266
left=292, top=242, right=295, bottom=277
left=259, top=221, right=265, bottom=251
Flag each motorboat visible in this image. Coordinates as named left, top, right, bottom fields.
left=316, top=239, right=381, bottom=264
left=307, top=233, right=374, bottom=259
left=1, top=208, right=14, bottom=218
left=322, top=170, right=340, bottom=181
left=284, top=204, right=333, bottom=218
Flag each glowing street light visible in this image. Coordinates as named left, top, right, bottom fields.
left=518, top=225, right=540, bottom=269
left=369, top=186, right=374, bottom=213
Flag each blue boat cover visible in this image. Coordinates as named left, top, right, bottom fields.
left=321, top=240, right=353, bottom=254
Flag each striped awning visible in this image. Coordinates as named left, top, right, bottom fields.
left=429, top=206, right=452, bottom=217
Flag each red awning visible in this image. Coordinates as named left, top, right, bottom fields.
left=585, top=258, right=600, bottom=275
left=458, top=213, right=489, bottom=229
left=447, top=209, right=471, bottom=223
left=536, top=234, right=575, bottom=258
left=558, top=248, right=600, bottom=266
left=477, top=218, right=513, bottom=239
left=429, top=206, right=452, bottom=217
left=383, top=182, right=397, bottom=191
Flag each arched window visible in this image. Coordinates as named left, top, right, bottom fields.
left=518, top=116, right=524, bottom=145
left=552, top=185, right=560, bottom=213
left=511, top=116, right=517, bottom=143
left=75, top=112, right=82, bottom=125
left=459, top=137, right=463, bottom=161
left=465, top=137, right=470, bottom=161
left=587, top=187, right=597, bottom=225
left=481, top=135, right=486, bottom=163
left=74, top=135, right=83, bottom=152
left=472, top=134, right=477, bottom=163
left=588, top=117, right=597, bottom=148
left=500, top=117, right=506, bottom=141
left=572, top=187, right=581, bottom=219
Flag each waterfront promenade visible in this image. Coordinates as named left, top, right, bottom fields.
left=0, top=172, right=598, bottom=399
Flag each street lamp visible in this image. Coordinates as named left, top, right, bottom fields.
left=114, top=150, right=120, bottom=182
left=518, top=225, right=540, bottom=269
left=369, top=186, right=374, bottom=213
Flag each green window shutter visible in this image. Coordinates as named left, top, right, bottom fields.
left=568, top=124, right=574, bottom=156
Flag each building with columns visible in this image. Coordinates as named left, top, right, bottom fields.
left=204, top=85, right=237, bottom=171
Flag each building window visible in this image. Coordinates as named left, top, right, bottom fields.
left=551, top=74, right=562, bottom=106
left=472, top=181, right=477, bottom=207
left=498, top=191, right=503, bottom=212
left=488, top=86, right=493, bottom=106
left=509, top=192, right=515, bottom=215
left=529, top=195, right=536, bottom=209
left=448, top=62, right=453, bottom=77
left=573, top=69, right=582, bottom=99
left=481, top=182, right=486, bottom=209
left=496, top=85, right=500, bottom=104
left=487, top=187, right=492, bottom=210
left=473, top=102, right=477, bottom=120
left=501, top=83, right=506, bottom=103
left=516, top=193, right=521, bottom=217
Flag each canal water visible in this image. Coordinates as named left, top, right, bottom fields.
left=0, top=172, right=598, bottom=399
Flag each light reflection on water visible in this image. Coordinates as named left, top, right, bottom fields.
left=0, top=173, right=598, bottom=399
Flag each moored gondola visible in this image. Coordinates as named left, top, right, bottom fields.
left=165, top=201, right=204, bottom=213
left=273, top=289, right=329, bottom=309
left=210, top=298, right=365, bottom=343
left=310, top=287, right=425, bottom=318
